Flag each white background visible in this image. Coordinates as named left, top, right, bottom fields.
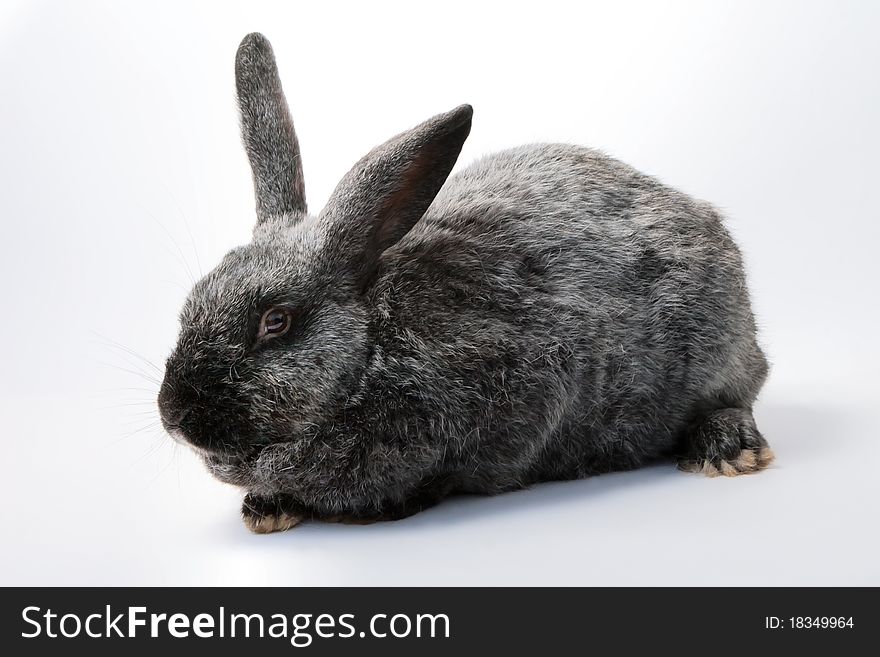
left=1, top=0, right=878, bottom=585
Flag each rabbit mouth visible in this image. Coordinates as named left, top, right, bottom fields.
left=166, top=426, right=189, bottom=447
left=170, top=429, right=240, bottom=458
left=160, top=415, right=239, bottom=457
left=165, top=420, right=268, bottom=459
left=163, top=423, right=210, bottom=455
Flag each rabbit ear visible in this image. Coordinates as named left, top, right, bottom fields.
left=235, top=33, right=307, bottom=224
left=321, top=104, right=472, bottom=283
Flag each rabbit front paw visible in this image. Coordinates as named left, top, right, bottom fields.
left=241, top=493, right=305, bottom=534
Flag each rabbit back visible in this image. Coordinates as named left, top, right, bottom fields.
left=374, top=143, right=768, bottom=490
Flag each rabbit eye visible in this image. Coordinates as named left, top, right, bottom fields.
left=258, top=307, right=292, bottom=339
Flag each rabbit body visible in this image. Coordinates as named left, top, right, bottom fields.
left=205, top=144, right=768, bottom=522
left=159, top=34, right=771, bottom=532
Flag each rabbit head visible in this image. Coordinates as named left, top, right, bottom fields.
left=157, top=33, right=472, bottom=456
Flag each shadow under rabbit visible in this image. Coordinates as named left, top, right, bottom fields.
left=754, top=399, right=854, bottom=466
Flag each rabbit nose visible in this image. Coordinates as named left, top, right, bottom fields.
left=157, top=383, right=190, bottom=430
left=160, top=406, right=189, bottom=429
left=166, top=407, right=190, bottom=428
left=159, top=406, right=192, bottom=446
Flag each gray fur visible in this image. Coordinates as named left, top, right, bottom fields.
left=235, top=33, right=307, bottom=223
left=159, top=33, right=769, bottom=527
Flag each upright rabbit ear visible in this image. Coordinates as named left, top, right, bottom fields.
left=235, top=33, right=307, bottom=225
left=320, top=104, right=472, bottom=284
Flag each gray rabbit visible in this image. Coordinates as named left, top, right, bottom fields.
left=158, top=33, right=772, bottom=533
